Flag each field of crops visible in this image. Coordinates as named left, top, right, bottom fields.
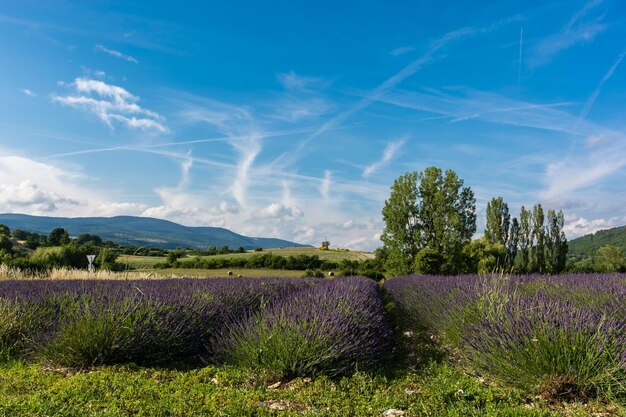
left=385, top=273, right=626, bottom=404
left=118, top=247, right=374, bottom=269
left=2, top=273, right=626, bottom=416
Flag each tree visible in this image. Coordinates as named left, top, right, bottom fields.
left=320, top=240, right=330, bottom=250
left=75, top=234, right=103, bottom=246
left=207, top=245, right=218, bottom=256
left=517, top=206, right=531, bottom=273
left=545, top=209, right=568, bottom=274
left=594, top=245, right=625, bottom=272
left=507, top=217, right=519, bottom=270
left=48, top=227, right=70, bottom=246
left=0, top=224, right=10, bottom=237
left=166, top=249, right=185, bottom=264
left=381, top=167, right=476, bottom=275
left=529, top=204, right=545, bottom=273
left=484, top=197, right=510, bottom=246
left=381, top=171, right=420, bottom=276
left=0, top=235, right=13, bottom=252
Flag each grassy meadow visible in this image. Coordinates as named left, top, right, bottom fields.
left=118, top=247, right=374, bottom=270
left=1, top=273, right=626, bottom=416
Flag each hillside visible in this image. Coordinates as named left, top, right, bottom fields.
left=0, top=213, right=308, bottom=250
left=568, top=225, right=626, bottom=259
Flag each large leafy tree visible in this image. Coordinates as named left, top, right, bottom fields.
left=381, top=171, right=420, bottom=276
left=381, top=167, right=476, bottom=275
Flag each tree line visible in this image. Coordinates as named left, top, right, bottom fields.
left=380, top=167, right=568, bottom=276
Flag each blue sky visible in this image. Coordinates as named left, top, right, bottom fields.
left=1, top=0, right=625, bottom=250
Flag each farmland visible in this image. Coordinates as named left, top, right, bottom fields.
left=1, top=273, right=625, bottom=416
left=118, top=247, right=374, bottom=269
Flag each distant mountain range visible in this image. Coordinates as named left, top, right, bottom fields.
left=0, top=213, right=308, bottom=250
left=568, top=225, right=626, bottom=259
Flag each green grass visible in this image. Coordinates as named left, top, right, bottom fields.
left=2, top=359, right=613, bottom=417
left=118, top=247, right=374, bottom=269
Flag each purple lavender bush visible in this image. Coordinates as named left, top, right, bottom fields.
left=0, top=278, right=315, bottom=367
left=462, top=292, right=626, bottom=399
left=212, top=276, right=393, bottom=379
left=384, top=273, right=626, bottom=399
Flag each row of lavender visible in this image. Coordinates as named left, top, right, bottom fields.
left=0, top=276, right=391, bottom=377
left=384, top=274, right=626, bottom=400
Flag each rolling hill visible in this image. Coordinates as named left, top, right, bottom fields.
left=568, top=225, right=626, bottom=259
left=0, top=213, right=308, bottom=250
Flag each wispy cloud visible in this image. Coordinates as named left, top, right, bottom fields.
left=276, top=15, right=521, bottom=167
left=363, top=137, right=407, bottom=177
left=320, top=170, right=332, bottom=199
left=580, top=47, right=626, bottom=119
left=370, top=85, right=626, bottom=199
left=530, top=0, right=607, bottom=66
left=277, top=71, right=325, bottom=91
left=95, top=44, right=139, bottom=63
left=390, top=46, right=414, bottom=56
left=52, top=77, right=167, bottom=132
left=176, top=94, right=263, bottom=207
left=21, top=88, right=37, bottom=97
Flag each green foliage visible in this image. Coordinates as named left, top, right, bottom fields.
left=381, top=171, right=420, bottom=276
left=568, top=224, right=626, bottom=259
left=462, top=238, right=507, bottom=274
left=594, top=245, right=625, bottom=272
left=166, top=249, right=186, bottom=264
left=381, top=167, right=476, bottom=276
left=48, top=227, right=70, bottom=246
left=484, top=197, right=510, bottom=246
left=518, top=206, right=532, bottom=273
left=413, top=247, right=444, bottom=274
left=0, top=235, right=12, bottom=252
left=545, top=210, right=568, bottom=274
left=75, top=234, right=104, bottom=246
left=29, top=245, right=90, bottom=269
left=320, top=240, right=330, bottom=250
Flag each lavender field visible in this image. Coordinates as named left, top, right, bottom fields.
left=385, top=273, right=626, bottom=402
left=3, top=273, right=626, bottom=415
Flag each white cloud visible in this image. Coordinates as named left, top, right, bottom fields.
left=0, top=180, right=77, bottom=211
left=390, top=46, right=414, bottom=56
left=21, top=88, right=37, bottom=97
left=276, top=71, right=323, bottom=91
left=0, top=154, right=145, bottom=217
left=320, top=170, right=332, bottom=199
left=363, top=137, right=406, bottom=177
left=95, top=44, right=139, bottom=64
left=177, top=95, right=261, bottom=207
left=579, top=48, right=626, bottom=119
left=209, top=201, right=240, bottom=215
left=52, top=77, right=167, bottom=132
left=530, top=0, right=607, bottom=66
left=564, top=215, right=621, bottom=238
left=254, top=203, right=304, bottom=219
left=96, top=202, right=147, bottom=216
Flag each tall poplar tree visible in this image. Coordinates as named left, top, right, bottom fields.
left=518, top=206, right=531, bottom=273
left=530, top=203, right=545, bottom=273
left=484, top=197, right=510, bottom=246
